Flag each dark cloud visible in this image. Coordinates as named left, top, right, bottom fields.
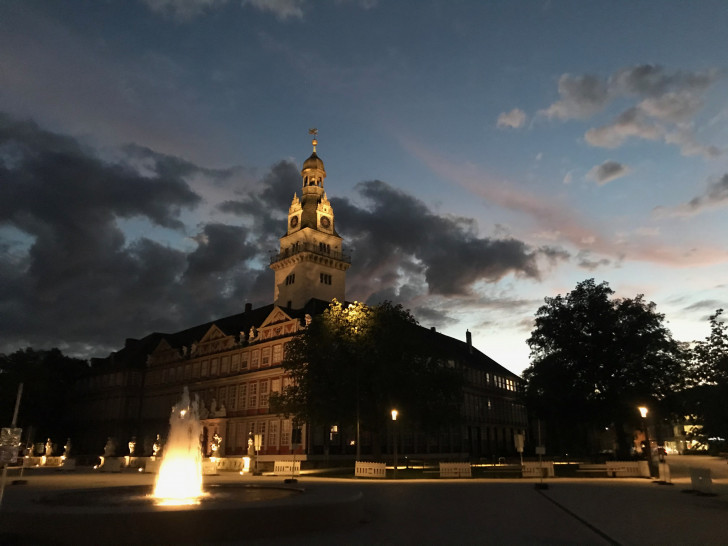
left=219, top=159, right=300, bottom=243
left=538, top=65, right=722, bottom=156
left=0, top=114, right=542, bottom=358
left=540, top=73, right=611, bottom=120
left=538, top=245, right=571, bottom=265
left=334, top=180, right=540, bottom=299
left=656, top=174, right=728, bottom=217
left=683, top=299, right=726, bottom=313
left=122, top=143, right=240, bottom=182
left=612, top=65, right=718, bottom=98
left=576, top=250, right=611, bottom=271
left=412, top=306, right=457, bottom=329
left=586, top=160, right=631, bottom=185
left=540, top=65, right=720, bottom=122
left=0, top=113, right=273, bottom=356
left=585, top=108, right=662, bottom=149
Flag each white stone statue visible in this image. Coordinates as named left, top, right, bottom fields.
left=305, top=314, right=312, bottom=326
left=152, top=434, right=162, bottom=457
left=45, top=438, right=53, bottom=456
left=210, top=432, right=222, bottom=456
left=199, top=400, right=209, bottom=419
left=209, top=398, right=217, bottom=416
left=217, top=403, right=227, bottom=417
left=63, top=438, right=72, bottom=458
left=128, top=437, right=136, bottom=456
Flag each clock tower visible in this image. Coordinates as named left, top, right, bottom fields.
left=270, top=130, right=351, bottom=308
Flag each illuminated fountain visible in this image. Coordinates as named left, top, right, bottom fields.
left=152, top=387, right=205, bottom=505
left=0, top=387, right=319, bottom=544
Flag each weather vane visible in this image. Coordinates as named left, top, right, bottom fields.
left=308, top=127, right=318, bottom=152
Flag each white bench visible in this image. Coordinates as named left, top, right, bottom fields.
left=439, top=462, right=472, bottom=478
left=355, top=461, right=386, bottom=478
left=273, top=460, right=300, bottom=476
left=522, top=461, right=554, bottom=478
left=605, top=460, right=649, bottom=477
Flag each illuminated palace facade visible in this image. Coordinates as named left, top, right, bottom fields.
left=69, top=135, right=527, bottom=460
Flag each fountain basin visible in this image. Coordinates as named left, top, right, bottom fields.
left=0, top=482, right=363, bottom=545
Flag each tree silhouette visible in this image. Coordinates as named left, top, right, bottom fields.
left=523, top=279, right=686, bottom=457
left=270, top=300, right=462, bottom=454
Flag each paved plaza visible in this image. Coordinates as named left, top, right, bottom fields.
left=0, top=455, right=726, bottom=545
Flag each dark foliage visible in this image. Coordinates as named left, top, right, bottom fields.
left=270, top=300, right=462, bottom=439
left=523, top=279, right=687, bottom=456
left=0, top=348, right=88, bottom=444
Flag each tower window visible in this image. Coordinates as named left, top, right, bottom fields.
left=320, top=273, right=332, bottom=285
left=318, top=242, right=330, bottom=253
left=285, top=274, right=295, bottom=285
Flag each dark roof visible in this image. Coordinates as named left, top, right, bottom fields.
left=93, top=298, right=335, bottom=371
left=302, top=152, right=324, bottom=171
left=417, top=325, right=520, bottom=379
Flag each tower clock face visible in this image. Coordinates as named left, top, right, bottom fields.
left=290, top=216, right=299, bottom=228
left=320, top=216, right=331, bottom=228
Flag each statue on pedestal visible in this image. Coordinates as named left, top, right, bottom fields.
left=128, top=436, right=137, bottom=456
left=103, top=437, right=115, bottom=457
left=210, top=432, right=222, bottom=457
left=152, top=434, right=162, bottom=458
left=63, top=438, right=72, bottom=458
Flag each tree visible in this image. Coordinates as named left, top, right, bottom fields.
left=0, top=348, right=88, bottom=444
left=270, top=300, right=462, bottom=455
left=680, top=309, right=728, bottom=450
left=522, top=279, right=687, bottom=457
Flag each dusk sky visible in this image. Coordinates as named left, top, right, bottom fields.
left=1, top=0, right=727, bottom=374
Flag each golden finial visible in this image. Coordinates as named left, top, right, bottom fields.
left=308, top=127, right=318, bottom=152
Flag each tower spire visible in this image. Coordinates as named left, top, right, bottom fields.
left=308, top=127, right=318, bottom=153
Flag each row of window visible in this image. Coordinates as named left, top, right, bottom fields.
left=285, top=274, right=295, bottom=285
left=196, top=376, right=290, bottom=413
left=149, top=344, right=286, bottom=386
left=463, top=392, right=527, bottom=424
left=320, top=273, right=332, bottom=285
left=465, top=368, right=519, bottom=392
left=228, top=418, right=293, bottom=449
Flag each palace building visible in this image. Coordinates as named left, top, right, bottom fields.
left=69, top=133, right=527, bottom=461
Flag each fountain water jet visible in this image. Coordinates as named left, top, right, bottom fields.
left=152, top=387, right=204, bottom=505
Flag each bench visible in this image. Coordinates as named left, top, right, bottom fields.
left=439, top=462, right=472, bottom=478
left=355, top=461, right=386, bottom=478
left=577, top=463, right=607, bottom=476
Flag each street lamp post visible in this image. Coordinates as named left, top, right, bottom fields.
left=391, top=409, right=398, bottom=479
left=638, top=406, right=656, bottom=478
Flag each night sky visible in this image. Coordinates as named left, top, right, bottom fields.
left=1, top=0, right=727, bottom=373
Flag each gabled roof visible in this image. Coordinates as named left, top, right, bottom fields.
left=93, top=298, right=335, bottom=371
left=259, top=306, right=294, bottom=329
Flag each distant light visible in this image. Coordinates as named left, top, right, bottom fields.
left=391, top=409, right=398, bottom=421
left=638, top=406, right=648, bottom=418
